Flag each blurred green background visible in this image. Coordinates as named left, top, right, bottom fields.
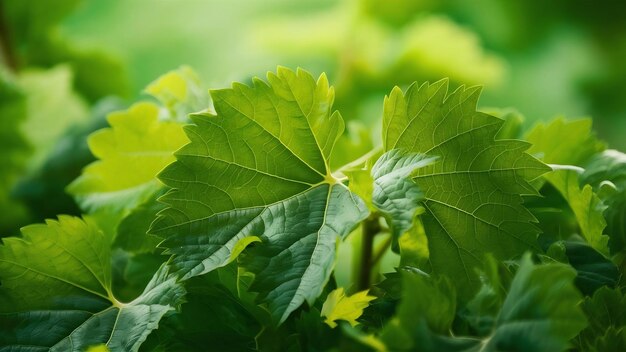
left=1, top=0, right=626, bottom=233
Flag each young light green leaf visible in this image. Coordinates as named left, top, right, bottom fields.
left=151, top=67, right=369, bottom=324
left=372, top=149, right=437, bottom=251
left=68, top=102, right=188, bottom=222
left=144, top=65, right=208, bottom=121
left=0, top=216, right=184, bottom=351
left=382, top=79, right=549, bottom=297
left=321, top=287, right=376, bottom=328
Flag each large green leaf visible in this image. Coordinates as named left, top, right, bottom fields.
left=0, top=216, right=184, bottom=351
left=151, top=67, right=369, bottom=324
left=382, top=79, right=549, bottom=297
left=68, top=102, right=188, bottom=222
left=379, top=255, right=586, bottom=352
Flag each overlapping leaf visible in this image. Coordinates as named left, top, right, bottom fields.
left=382, top=79, right=549, bottom=297
left=68, top=102, right=188, bottom=222
left=581, top=150, right=626, bottom=253
left=525, top=118, right=610, bottom=254
left=371, top=149, right=437, bottom=251
left=151, top=67, right=368, bottom=324
left=0, top=216, right=184, bottom=351
left=380, top=255, right=586, bottom=352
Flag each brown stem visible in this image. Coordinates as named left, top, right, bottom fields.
left=0, top=5, right=18, bottom=71
left=357, top=214, right=381, bottom=290
left=371, top=234, right=393, bottom=268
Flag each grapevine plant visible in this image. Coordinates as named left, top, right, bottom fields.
left=1, top=67, right=625, bottom=351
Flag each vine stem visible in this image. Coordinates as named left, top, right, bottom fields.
left=357, top=213, right=382, bottom=290
left=0, top=6, right=18, bottom=71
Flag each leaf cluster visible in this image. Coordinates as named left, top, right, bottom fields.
left=1, top=66, right=625, bottom=351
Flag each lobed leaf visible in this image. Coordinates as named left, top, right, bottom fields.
left=321, top=287, right=376, bottom=328
left=151, top=67, right=368, bottom=324
left=0, top=216, right=184, bottom=351
left=382, top=79, right=549, bottom=297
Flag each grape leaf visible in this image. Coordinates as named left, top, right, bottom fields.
left=67, top=102, right=188, bottom=223
left=151, top=67, right=369, bottom=324
left=371, top=149, right=437, bottom=251
left=525, top=118, right=610, bottom=254
left=382, top=79, right=549, bottom=297
left=581, top=150, right=626, bottom=253
left=144, top=65, right=208, bottom=121
left=525, top=117, right=605, bottom=167
left=543, top=170, right=610, bottom=255
left=0, top=216, right=184, bottom=351
left=380, top=255, right=586, bottom=352
left=321, top=288, right=376, bottom=328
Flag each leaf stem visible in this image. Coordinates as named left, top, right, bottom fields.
left=371, top=234, right=393, bottom=268
left=335, top=145, right=383, bottom=174
left=357, top=213, right=381, bottom=290
left=0, top=6, right=18, bottom=71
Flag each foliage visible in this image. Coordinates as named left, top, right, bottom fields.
left=1, top=65, right=625, bottom=351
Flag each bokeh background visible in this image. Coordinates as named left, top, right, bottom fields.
left=1, top=0, right=626, bottom=234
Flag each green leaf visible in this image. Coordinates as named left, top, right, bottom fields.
left=577, top=287, right=626, bottom=350
left=546, top=240, right=619, bottom=295
left=379, top=269, right=464, bottom=351
left=141, top=275, right=262, bottom=352
left=321, top=288, right=376, bottom=328
left=0, top=216, right=184, bottom=351
left=524, top=117, right=611, bottom=254
left=68, top=102, right=188, bottom=223
left=581, top=150, right=626, bottom=253
left=380, top=255, right=586, bottom=352
left=543, top=170, right=610, bottom=255
left=487, top=254, right=587, bottom=352
left=144, top=65, right=208, bottom=121
left=115, top=195, right=166, bottom=254
left=382, top=79, right=549, bottom=297
left=525, top=117, right=605, bottom=166
left=151, top=67, right=369, bottom=324
left=371, top=149, right=437, bottom=251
